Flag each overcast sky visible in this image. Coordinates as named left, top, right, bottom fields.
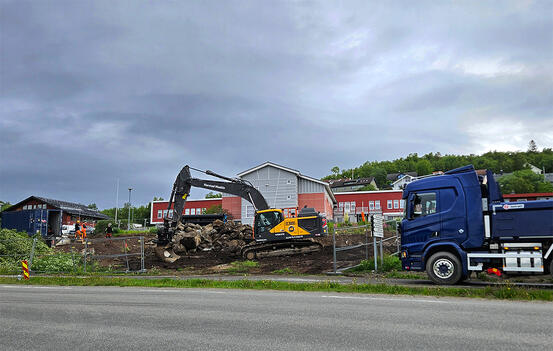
left=1, top=0, right=552, bottom=209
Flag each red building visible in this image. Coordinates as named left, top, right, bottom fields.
left=333, top=190, right=404, bottom=221
left=150, top=198, right=222, bottom=224
left=503, top=192, right=553, bottom=202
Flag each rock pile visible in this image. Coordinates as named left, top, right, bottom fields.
left=170, top=220, right=254, bottom=257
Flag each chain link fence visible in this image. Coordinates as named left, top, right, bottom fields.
left=329, top=219, right=401, bottom=274
left=0, top=232, right=146, bottom=275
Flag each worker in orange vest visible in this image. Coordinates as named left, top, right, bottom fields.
left=74, top=220, right=81, bottom=241
left=81, top=223, right=87, bottom=243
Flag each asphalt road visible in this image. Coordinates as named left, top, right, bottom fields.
left=1, top=285, right=551, bottom=351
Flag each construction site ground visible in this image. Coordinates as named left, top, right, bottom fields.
left=57, top=231, right=398, bottom=275
left=53, top=233, right=553, bottom=286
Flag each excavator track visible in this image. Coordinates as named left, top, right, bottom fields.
left=241, top=239, right=322, bottom=260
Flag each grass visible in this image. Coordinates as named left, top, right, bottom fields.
left=225, top=260, right=259, bottom=273
left=346, top=255, right=402, bottom=273
left=0, top=276, right=550, bottom=301
left=272, top=267, right=295, bottom=274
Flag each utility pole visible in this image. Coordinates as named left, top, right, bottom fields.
left=128, top=188, right=132, bottom=230
left=115, top=178, right=119, bottom=225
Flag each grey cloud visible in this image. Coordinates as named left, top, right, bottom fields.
left=1, top=0, right=551, bottom=208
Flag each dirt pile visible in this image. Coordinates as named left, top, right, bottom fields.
left=170, top=220, right=254, bottom=257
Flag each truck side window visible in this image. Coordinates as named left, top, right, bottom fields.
left=412, top=192, right=437, bottom=218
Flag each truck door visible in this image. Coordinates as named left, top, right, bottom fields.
left=438, top=187, right=467, bottom=245
left=402, top=191, right=441, bottom=252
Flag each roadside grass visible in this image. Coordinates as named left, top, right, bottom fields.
left=272, top=267, right=295, bottom=274
left=0, top=276, right=550, bottom=301
left=225, top=260, right=259, bottom=273
left=346, top=255, right=402, bottom=273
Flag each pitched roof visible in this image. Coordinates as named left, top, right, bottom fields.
left=329, top=177, right=375, bottom=188
left=237, top=161, right=336, bottom=203
left=5, top=196, right=109, bottom=220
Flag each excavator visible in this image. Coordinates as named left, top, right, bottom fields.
left=156, top=165, right=328, bottom=262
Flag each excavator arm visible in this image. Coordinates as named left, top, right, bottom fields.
left=158, top=165, right=269, bottom=246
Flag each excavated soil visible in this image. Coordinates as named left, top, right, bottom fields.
left=55, top=230, right=399, bottom=274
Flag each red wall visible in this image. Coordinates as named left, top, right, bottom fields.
left=151, top=199, right=223, bottom=223
left=222, top=196, right=241, bottom=220
left=334, top=191, right=404, bottom=215
left=503, top=192, right=553, bottom=202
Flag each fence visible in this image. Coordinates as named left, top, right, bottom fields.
left=0, top=235, right=146, bottom=276
left=329, top=220, right=401, bottom=274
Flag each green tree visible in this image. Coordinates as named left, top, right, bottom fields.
left=498, top=169, right=553, bottom=194
left=331, top=166, right=340, bottom=177
left=369, top=168, right=388, bottom=188
left=528, top=140, right=538, bottom=152
left=358, top=184, right=377, bottom=191
left=415, top=159, right=433, bottom=176
left=204, top=204, right=233, bottom=219
left=205, top=192, right=222, bottom=199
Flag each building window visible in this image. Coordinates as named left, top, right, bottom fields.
left=400, top=200, right=405, bottom=209
left=157, top=210, right=162, bottom=218
left=163, top=210, right=168, bottom=218
left=196, top=208, right=201, bottom=214
left=185, top=208, right=190, bottom=215
left=369, top=201, right=374, bottom=210
left=203, top=208, right=206, bottom=214
left=246, top=205, right=254, bottom=217
left=191, top=208, right=196, bottom=215
left=387, top=200, right=392, bottom=209
left=344, top=202, right=350, bottom=213
left=168, top=209, right=174, bottom=218
left=375, top=201, right=381, bottom=210
left=394, top=200, right=399, bottom=209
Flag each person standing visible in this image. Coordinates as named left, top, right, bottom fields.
left=74, top=220, right=81, bottom=241
left=105, top=223, right=113, bottom=244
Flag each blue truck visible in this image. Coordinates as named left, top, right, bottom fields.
left=399, top=165, right=553, bottom=284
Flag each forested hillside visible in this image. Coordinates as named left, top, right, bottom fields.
left=325, top=145, right=553, bottom=193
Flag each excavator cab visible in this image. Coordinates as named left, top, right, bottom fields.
left=253, top=209, right=285, bottom=239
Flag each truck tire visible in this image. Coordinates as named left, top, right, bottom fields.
left=426, top=252, right=463, bottom=285
left=549, top=259, right=553, bottom=279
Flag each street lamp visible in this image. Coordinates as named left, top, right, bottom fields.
left=128, top=188, right=132, bottom=230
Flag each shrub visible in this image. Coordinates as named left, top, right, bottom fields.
left=32, top=253, right=76, bottom=273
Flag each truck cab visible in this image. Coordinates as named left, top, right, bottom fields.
left=400, top=165, right=553, bottom=284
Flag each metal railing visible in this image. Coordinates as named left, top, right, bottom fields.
left=0, top=235, right=146, bottom=275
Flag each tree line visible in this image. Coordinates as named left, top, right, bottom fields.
left=325, top=145, right=553, bottom=193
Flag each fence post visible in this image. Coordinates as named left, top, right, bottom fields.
left=379, top=237, right=383, bottom=265
left=396, top=226, right=400, bottom=254
left=332, top=226, right=337, bottom=274
left=124, top=238, right=130, bottom=272
left=28, top=236, right=38, bottom=271
left=365, top=227, right=369, bottom=261
left=140, top=236, right=145, bottom=272
left=372, top=215, right=377, bottom=272
left=84, top=240, right=88, bottom=273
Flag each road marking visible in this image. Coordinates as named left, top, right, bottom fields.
left=138, top=289, right=226, bottom=294
left=0, top=285, right=73, bottom=290
left=321, top=295, right=449, bottom=304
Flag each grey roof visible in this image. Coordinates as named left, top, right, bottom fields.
left=329, top=177, right=375, bottom=188
left=6, top=196, right=109, bottom=220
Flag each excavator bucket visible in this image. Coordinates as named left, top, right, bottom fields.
left=155, top=245, right=180, bottom=264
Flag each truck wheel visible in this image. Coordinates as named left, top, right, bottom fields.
left=426, top=252, right=462, bottom=285
left=549, top=259, right=553, bottom=279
